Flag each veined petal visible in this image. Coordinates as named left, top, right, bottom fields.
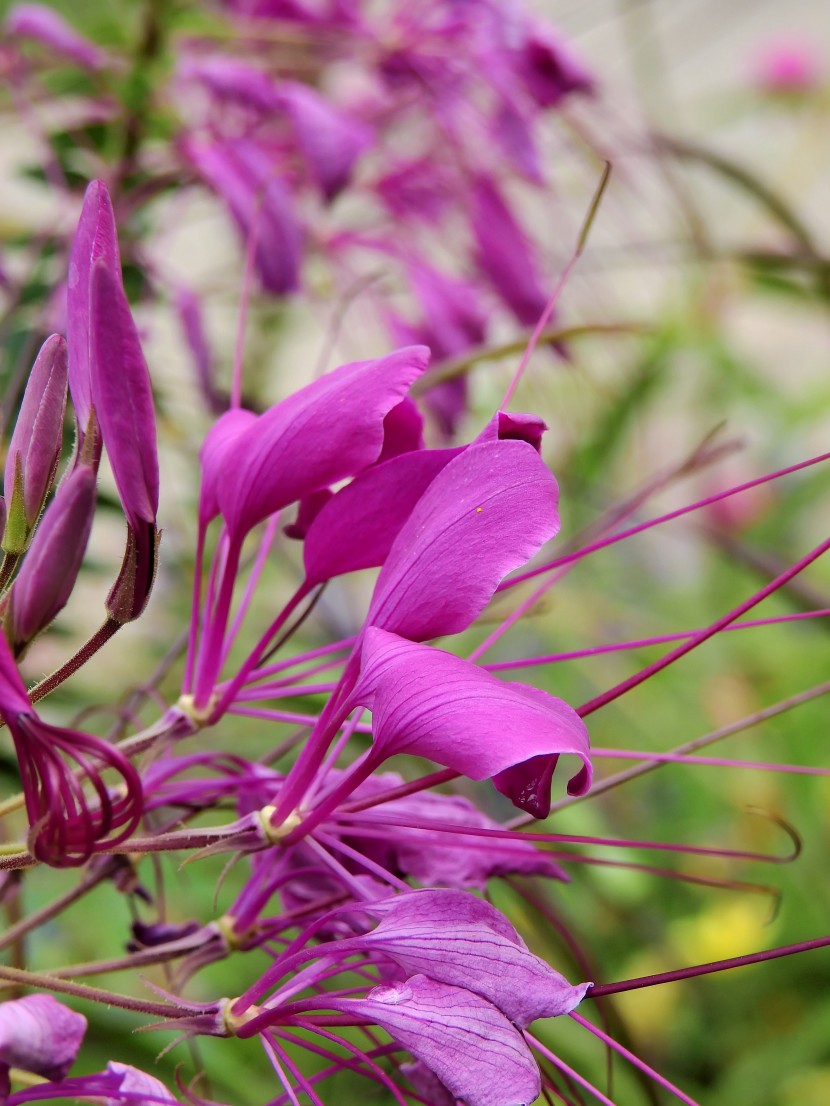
left=199, top=408, right=257, bottom=528
left=331, top=976, right=541, bottom=1106
left=217, top=346, right=429, bottom=540
left=359, top=890, right=590, bottom=1027
left=303, top=447, right=458, bottom=585
left=350, top=629, right=591, bottom=813
left=366, top=439, right=558, bottom=641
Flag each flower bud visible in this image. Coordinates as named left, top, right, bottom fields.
left=2, top=334, right=67, bottom=554
left=5, top=465, right=96, bottom=656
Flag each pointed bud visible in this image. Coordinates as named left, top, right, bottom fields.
left=67, top=181, right=120, bottom=437
left=5, top=466, right=96, bottom=656
left=2, top=334, right=68, bottom=554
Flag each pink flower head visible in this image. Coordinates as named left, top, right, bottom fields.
left=753, top=39, right=822, bottom=94
left=0, top=635, right=142, bottom=865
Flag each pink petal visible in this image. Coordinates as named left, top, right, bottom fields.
left=332, top=976, right=541, bottom=1106
left=360, top=890, right=589, bottom=1027
left=216, top=346, right=429, bottom=540
left=0, top=994, right=86, bottom=1081
left=350, top=629, right=592, bottom=813
left=367, top=439, right=558, bottom=641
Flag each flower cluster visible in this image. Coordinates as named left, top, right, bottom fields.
left=1, top=7, right=829, bottom=1106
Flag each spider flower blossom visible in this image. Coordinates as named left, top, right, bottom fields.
left=218, top=890, right=589, bottom=1106
left=0, top=633, right=142, bottom=865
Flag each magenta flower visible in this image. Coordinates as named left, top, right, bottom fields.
left=0, top=635, right=142, bottom=865
left=348, top=628, right=591, bottom=815
left=2, top=334, right=67, bottom=555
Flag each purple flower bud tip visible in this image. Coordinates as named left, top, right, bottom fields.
left=2, top=333, right=68, bottom=555
left=0, top=994, right=86, bottom=1082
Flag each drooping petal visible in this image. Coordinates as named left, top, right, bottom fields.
left=216, top=346, right=429, bottom=540
left=89, top=258, right=158, bottom=531
left=349, top=629, right=591, bottom=813
left=67, top=180, right=120, bottom=431
left=0, top=994, right=86, bottom=1081
left=3, top=334, right=67, bottom=552
left=366, top=439, right=558, bottom=641
left=358, top=890, right=590, bottom=1027
left=5, top=465, right=96, bottom=655
left=330, top=976, right=541, bottom=1106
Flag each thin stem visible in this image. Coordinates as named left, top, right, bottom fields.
left=577, top=533, right=830, bottom=718
left=586, top=935, right=830, bottom=999
left=27, top=619, right=121, bottom=705
left=0, top=963, right=189, bottom=1019
left=501, top=161, right=612, bottom=408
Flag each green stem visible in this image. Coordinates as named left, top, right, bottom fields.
left=0, top=963, right=188, bottom=1019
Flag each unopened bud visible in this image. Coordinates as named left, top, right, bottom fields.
left=5, top=465, right=95, bottom=656
left=2, top=334, right=67, bottom=554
